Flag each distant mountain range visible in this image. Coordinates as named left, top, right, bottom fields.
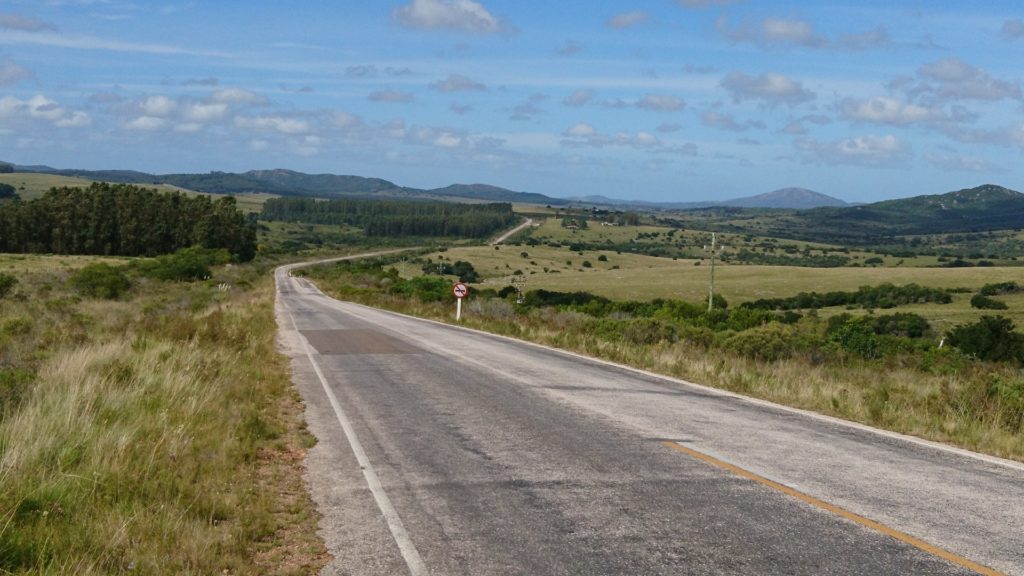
left=725, top=184, right=1024, bottom=243
left=5, top=163, right=572, bottom=206
left=570, top=187, right=848, bottom=210
left=5, top=162, right=851, bottom=210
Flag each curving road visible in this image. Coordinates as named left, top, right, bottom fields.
left=275, top=259, right=1024, bottom=576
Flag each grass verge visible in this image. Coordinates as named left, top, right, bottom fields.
left=0, top=256, right=327, bottom=574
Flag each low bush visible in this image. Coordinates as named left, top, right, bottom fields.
left=138, top=246, right=231, bottom=282
left=724, top=324, right=807, bottom=362
left=971, top=294, right=1008, bottom=310
left=0, top=272, right=16, bottom=298
left=69, top=263, right=132, bottom=299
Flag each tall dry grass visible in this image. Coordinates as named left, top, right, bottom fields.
left=0, top=259, right=325, bottom=575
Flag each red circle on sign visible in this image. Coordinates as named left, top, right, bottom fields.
left=452, top=282, right=469, bottom=298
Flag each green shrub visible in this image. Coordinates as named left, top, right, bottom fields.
left=0, top=367, right=33, bottom=413
left=970, top=294, right=1008, bottom=310
left=870, top=313, right=931, bottom=338
left=406, top=275, right=450, bottom=302
left=947, top=316, right=1024, bottom=364
left=827, top=316, right=880, bottom=359
left=139, top=246, right=230, bottom=282
left=979, top=281, right=1020, bottom=296
left=69, top=263, right=132, bottom=299
left=724, top=324, right=799, bottom=362
left=622, top=318, right=677, bottom=345
left=0, top=272, right=16, bottom=298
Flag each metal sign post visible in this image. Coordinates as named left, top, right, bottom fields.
left=452, top=282, right=469, bottom=321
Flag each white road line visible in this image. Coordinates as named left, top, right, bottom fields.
left=282, top=288, right=429, bottom=576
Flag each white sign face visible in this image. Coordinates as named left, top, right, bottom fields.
left=452, top=282, right=469, bottom=299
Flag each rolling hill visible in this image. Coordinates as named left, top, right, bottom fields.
left=727, top=184, right=1024, bottom=243
left=720, top=187, right=847, bottom=209
left=6, top=163, right=567, bottom=204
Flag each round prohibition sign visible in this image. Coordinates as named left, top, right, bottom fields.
left=452, top=282, right=469, bottom=299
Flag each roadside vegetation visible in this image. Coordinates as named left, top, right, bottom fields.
left=301, top=250, right=1024, bottom=462
left=0, top=259, right=326, bottom=571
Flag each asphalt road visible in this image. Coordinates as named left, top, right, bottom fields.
left=275, top=262, right=1024, bottom=576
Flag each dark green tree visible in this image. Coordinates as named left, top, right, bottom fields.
left=947, top=316, right=1024, bottom=363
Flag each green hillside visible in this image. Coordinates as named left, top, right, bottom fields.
left=712, top=185, right=1024, bottom=244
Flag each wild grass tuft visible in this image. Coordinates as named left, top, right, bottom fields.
left=0, top=255, right=326, bottom=575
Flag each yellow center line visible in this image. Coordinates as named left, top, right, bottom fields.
left=661, top=440, right=1003, bottom=576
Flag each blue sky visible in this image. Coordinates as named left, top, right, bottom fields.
left=1, top=1, right=1023, bottom=202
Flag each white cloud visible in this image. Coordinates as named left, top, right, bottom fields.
left=235, top=115, right=310, bottom=134
left=346, top=65, right=378, bottom=78
left=636, top=94, right=685, bottom=112
left=839, top=96, right=939, bottom=126
left=608, top=11, right=648, bottom=29
left=561, top=122, right=697, bottom=155
left=761, top=17, right=822, bottom=46
left=173, top=122, right=203, bottom=133
left=430, top=73, right=486, bottom=92
left=702, top=110, right=757, bottom=131
left=915, top=58, right=1021, bottom=102
left=796, top=134, right=911, bottom=167
left=0, top=13, right=57, bottom=32
left=780, top=121, right=807, bottom=135
left=54, top=111, right=91, bottom=128
left=0, top=94, right=91, bottom=129
left=719, top=16, right=825, bottom=48
left=211, top=88, right=266, bottom=105
left=330, top=111, right=363, bottom=129
left=509, top=94, right=546, bottom=121
left=719, top=16, right=890, bottom=51
left=369, top=90, right=415, bottom=103
left=721, top=72, right=815, bottom=108
left=0, top=58, right=32, bottom=86
left=838, top=26, right=890, bottom=50
left=125, top=116, right=166, bottom=131
left=2, top=30, right=231, bottom=57
left=392, top=0, right=502, bottom=34
left=249, top=140, right=270, bottom=151
left=140, top=95, right=176, bottom=117
left=563, top=89, right=594, bottom=107
left=183, top=102, right=228, bottom=122
left=1002, top=19, right=1024, bottom=40
left=565, top=122, right=596, bottom=137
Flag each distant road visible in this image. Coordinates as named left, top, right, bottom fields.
left=276, top=257, right=1024, bottom=576
left=490, top=217, right=533, bottom=245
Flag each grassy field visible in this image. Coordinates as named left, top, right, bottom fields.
left=525, top=217, right=951, bottom=264
left=430, top=243, right=1023, bottom=318
left=0, top=173, right=275, bottom=213
left=0, top=254, right=326, bottom=574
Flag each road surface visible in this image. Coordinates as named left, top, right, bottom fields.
left=275, top=260, right=1024, bottom=576
left=490, top=217, right=533, bottom=245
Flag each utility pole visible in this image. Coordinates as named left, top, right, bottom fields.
left=708, top=232, right=716, bottom=312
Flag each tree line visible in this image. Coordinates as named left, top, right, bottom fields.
left=0, top=183, right=257, bottom=260
left=739, top=283, right=953, bottom=311
left=260, top=197, right=516, bottom=238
